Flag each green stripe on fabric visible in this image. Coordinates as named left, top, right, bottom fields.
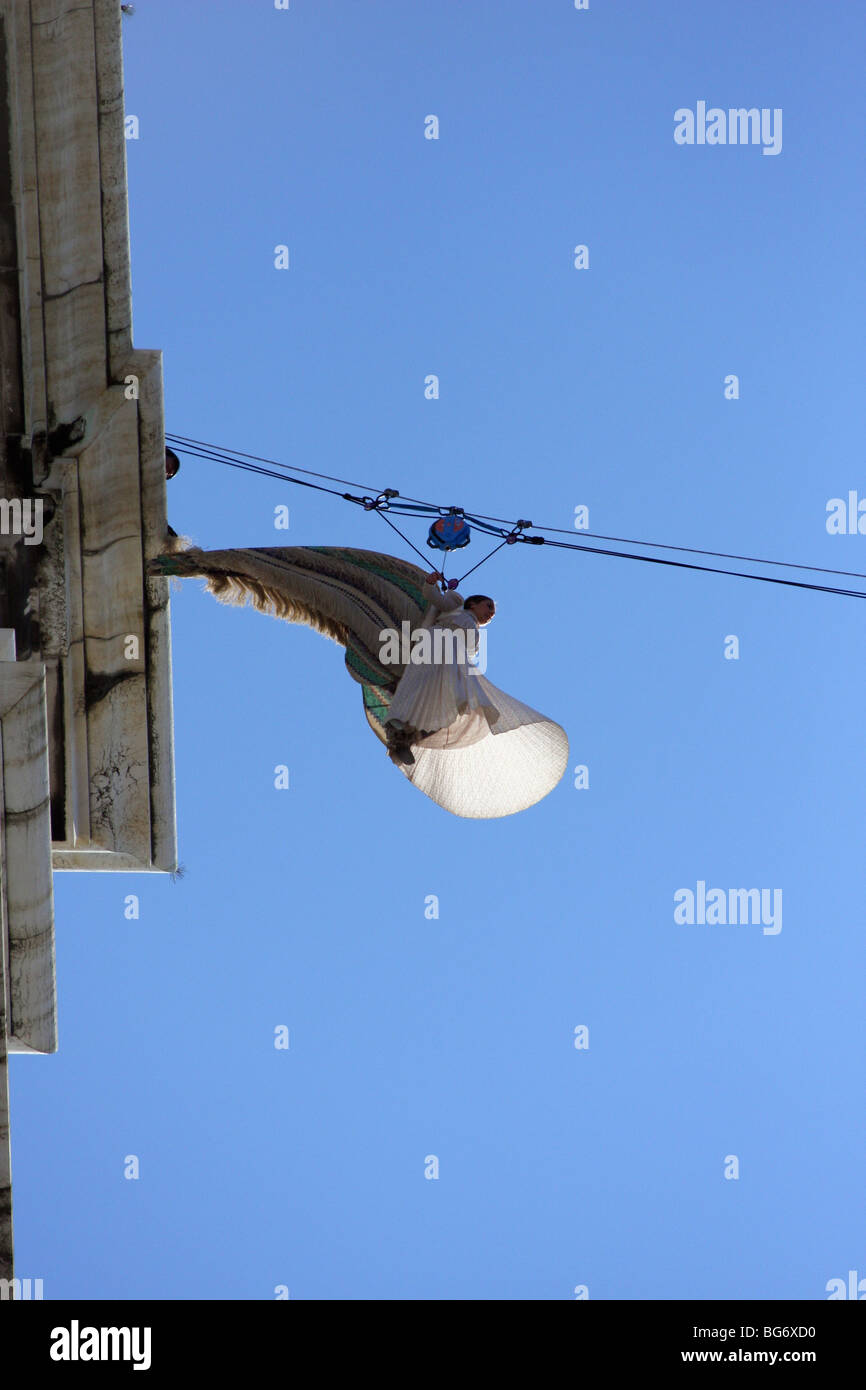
left=305, top=546, right=425, bottom=608
left=362, top=683, right=392, bottom=725
left=346, top=646, right=395, bottom=688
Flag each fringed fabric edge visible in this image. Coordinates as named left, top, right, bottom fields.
left=147, top=544, right=351, bottom=648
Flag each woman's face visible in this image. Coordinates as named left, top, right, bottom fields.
left=469, top=599, right=496, bottom=626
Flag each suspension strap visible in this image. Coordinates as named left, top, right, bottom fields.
left=454, top=521, right=537, bottom=585
left=374, top=507, right=437, bottom=570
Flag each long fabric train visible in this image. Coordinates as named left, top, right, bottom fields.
left=151, top=544, right=569, bottom=818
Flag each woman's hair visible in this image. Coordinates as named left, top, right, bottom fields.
left=463, top=595, right=494, bottom=610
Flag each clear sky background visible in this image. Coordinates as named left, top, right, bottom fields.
left=10, top=0, right=866, bottom=1300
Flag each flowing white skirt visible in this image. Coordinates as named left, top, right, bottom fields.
left=386, top=665, right=569, bottom=819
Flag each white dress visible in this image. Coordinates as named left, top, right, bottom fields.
left=384, top=584, right=569, bottom=819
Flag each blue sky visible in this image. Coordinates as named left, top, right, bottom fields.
left=10, top=0, right=866, bottom=1299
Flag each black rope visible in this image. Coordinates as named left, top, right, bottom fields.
left=165, top=433, right=385, bottom=496
left=373, top=508, right=435, bottom=570
left=461, top=511, right=866, bottom=583
left=165, top=438, right=358, bottom=500
left=176, top=429, right=866, bottom=582
left=455, top=537, right=513, bottom=585
left=538, top=535, right=866, bottom=599
left=163, top=432, right=866, bottom=600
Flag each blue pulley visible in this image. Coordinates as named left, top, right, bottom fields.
left=427, top=513, right=471, bottom=551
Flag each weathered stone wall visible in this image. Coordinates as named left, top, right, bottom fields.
left=2, top=0, right=176, bottom=870
left=0, top=0, right=179, bottom=1284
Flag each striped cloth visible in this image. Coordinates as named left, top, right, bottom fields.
left=150, top=544, right=568, bottom=818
